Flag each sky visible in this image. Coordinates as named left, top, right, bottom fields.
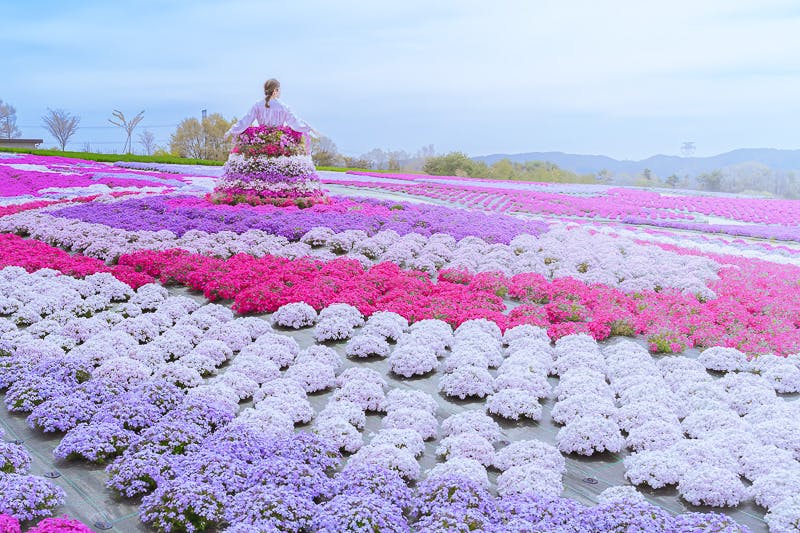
left=2, top=0, right=800, bottom=160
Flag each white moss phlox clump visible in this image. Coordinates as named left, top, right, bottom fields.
left=677, top=466, right=748, bottom=507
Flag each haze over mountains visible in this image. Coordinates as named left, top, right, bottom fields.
left=473, top=148, right=800, bottom=178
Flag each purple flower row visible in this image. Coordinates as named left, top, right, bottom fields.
left=52, top=195, right=547, bottom=243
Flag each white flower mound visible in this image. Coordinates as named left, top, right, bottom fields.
left=750, top=468, right=800, bottom=510
left=496, top=464, right=563, bottom=498
left=441, top=412, right=503, bottom=444
left=624, top=450, right=682, bottom=489
left=551, top=395, right=617, bottom=425
left=677, top=466, right=748, bottom=507
left=494, top=440, right=565, bottom=474
left=486, top=389, right=542, bottom=421
left=271, top=302, right=317, bottom=329
left=766, top=495, right=800, bottom=533
left=426, top=457, right=489, bottom=488
left=388, top=344, right=438, bottom=378
left=699, top=346, right=750, bottom=372
left=382, top=408, right=439, bottom=441
left=438, top=366, right=494, bottom=400
left=556, top=416, right=624, bottom=456
left=435, top=434, right=495, bottom=466
left=371, top=429, right=426, bottom=458
left=597, top=486, right=646, bottom=504
left=624, top=420, right=683, bottom=452
left=313, top=416, right=363, bottom=453
left=345, top=334, right=391, bottom=359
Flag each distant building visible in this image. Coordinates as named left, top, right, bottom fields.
left=0, top=138, right=44, bottom=149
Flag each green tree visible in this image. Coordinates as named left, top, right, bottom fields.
left=665, top=174, right=679, bottom=188
left=696, top=170, right=723, bottom=191
left=169, top=113, right=233, bottom=160
left=342, top=156, right=372, bottom=169
left=309, top=135, right=340, bottom=166
left=423, top=151, right=486, bottom=177
left=597, top=169, right=613, bottom=184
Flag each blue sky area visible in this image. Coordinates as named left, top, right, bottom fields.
left=2, top=0, right=800, bottom=159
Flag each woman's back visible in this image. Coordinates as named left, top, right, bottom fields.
left=228, top=98, right=313, bottom=138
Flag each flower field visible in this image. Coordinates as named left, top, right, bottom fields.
left=2, top=152, right=800, bottom=532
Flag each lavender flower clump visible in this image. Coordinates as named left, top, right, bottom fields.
left=0, top=442, right=31, bottom=474
left=105, top=449, right=175, bottom=498
left=53, top=195, right=543, bottom=244
left=225, top=484, right=315, bottom=531
left=0, top=474, right=66, bottom=522
left=314, top=495, right=410, bottom=533
left=415, top=473, right=498, bottom=519
left=331, top=463, right=414, bottom=510
left=53, top=422, right=134, bottom=463
left=139, top=480, right=226, bottom=533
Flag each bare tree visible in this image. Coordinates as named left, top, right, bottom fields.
left=138, top=129, right=156, bottom=155
left=0, top=99, right=22, bottom=139
left=42, top=108, right=80, bottom=150
left=109, top=109, right=145, bottom=154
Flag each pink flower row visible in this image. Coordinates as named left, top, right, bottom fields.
left=0, top=154, right=189, bottom=197
left=113, top=246, right=800, bottom=355
left=3, top=231, right=797, bottom=355
left=0, top=234, right=154, bottom=288
left=0, top=514, right=92, bottom=533
left=339, top=172, right=800, bottom=232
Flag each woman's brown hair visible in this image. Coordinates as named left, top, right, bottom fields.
left=264, top=79, right=280, bottom=108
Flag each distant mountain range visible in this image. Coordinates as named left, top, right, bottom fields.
left=473, top=148, right=800, bottom=177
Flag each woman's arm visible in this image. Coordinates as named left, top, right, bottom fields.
left=280, top=103, right=316, bottom=136
left=226, top=103, right=259, bottom=138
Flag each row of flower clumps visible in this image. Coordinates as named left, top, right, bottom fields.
left=0, top=267, right=761, bottom=531
left=0, top=209, right=724, bottom=297
left=1, top=223, right=798, bottom=356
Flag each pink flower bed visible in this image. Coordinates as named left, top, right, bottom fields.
left=0, top=234, right=154, bottom=288
left=0, top=154, right=188, bottom=197
left=339, top=173, right=800, bottom=240
left=109, top=246, right=800, bottom=355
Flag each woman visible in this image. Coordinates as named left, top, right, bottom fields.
left=212, top=79, right=326, bottom=206
left=225, top=79, right=320, bottom=142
